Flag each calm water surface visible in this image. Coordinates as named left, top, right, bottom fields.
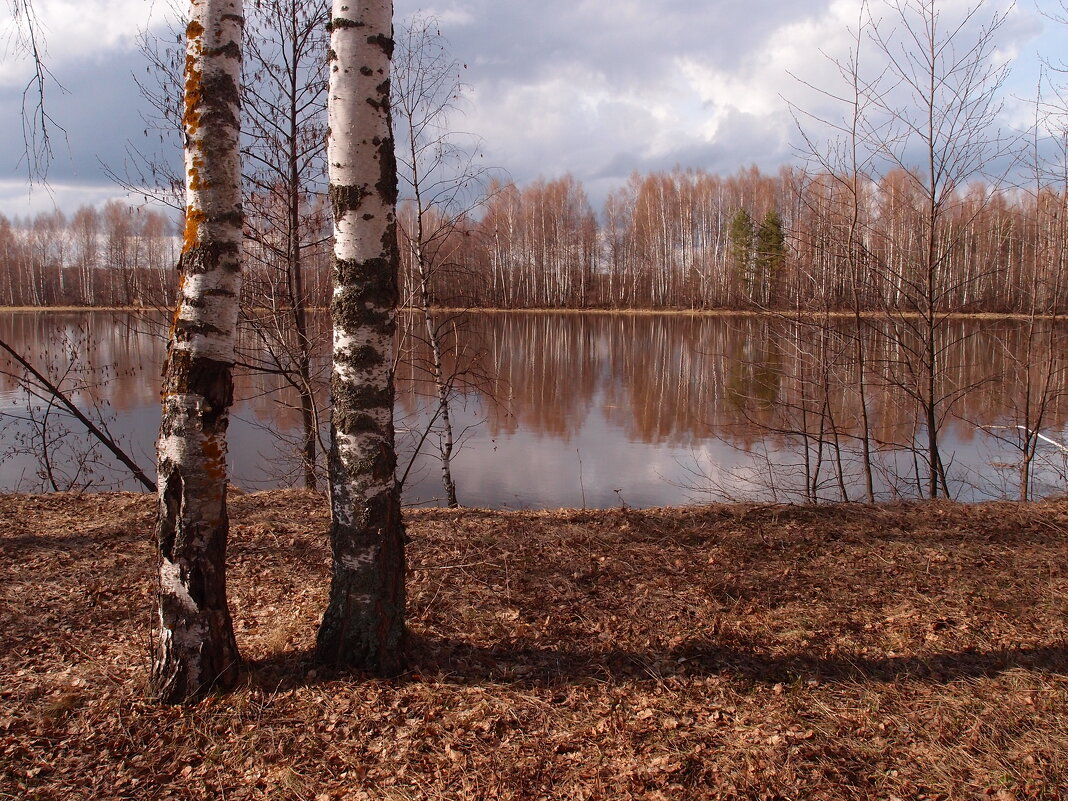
left=2, top=310, right=1066, bottom=506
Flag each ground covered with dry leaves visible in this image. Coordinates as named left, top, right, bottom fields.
left=0, top=491, right=1066, bottom=800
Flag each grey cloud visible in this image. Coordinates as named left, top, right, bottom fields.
left=387, top=0, right=835, bottom=207
left=398, top=0, right=834, bottom=90
left=0, top=43, right=173, bottom=207
left=592, top=110, right=791, bottom=180
left=579, top=109, right=793, bottom=209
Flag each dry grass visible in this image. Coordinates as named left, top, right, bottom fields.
left=0, top=491, right=1066, bottom=800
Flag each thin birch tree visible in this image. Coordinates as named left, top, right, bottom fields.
left=240, top=0, right=331, bottom=490
left=316, top=0, right=405, bottom=674
left=790, top=2, right=879, bottom=500
left=152, top=0, right=244, bottom=704
left=393, top=14, right=494, bottom=508
left=866, top=0, right=1012, bottom=498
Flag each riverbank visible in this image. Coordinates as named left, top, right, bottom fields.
left=2, top=491, right=1066, bottom=799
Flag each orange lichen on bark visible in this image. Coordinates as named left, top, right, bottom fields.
left=182, top=208, right=207, bottom=253
left=183, top=60, right=203, bottom=137
left=182, top=21, right=204, bottom=139
left=188, top=156, right=208, bottom=192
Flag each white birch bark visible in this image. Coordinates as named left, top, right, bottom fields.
left=152, top=0, right=243, bottom=704
left=316, top=0, right=405, bottom=673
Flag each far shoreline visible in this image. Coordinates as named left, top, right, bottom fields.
left=0, top=304, right=1062, bottom=322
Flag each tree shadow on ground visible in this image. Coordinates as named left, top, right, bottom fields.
left=246, top=634, right=1068, bottom=693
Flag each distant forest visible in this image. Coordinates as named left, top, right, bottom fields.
left=1, top=163, right=1064, bottom=315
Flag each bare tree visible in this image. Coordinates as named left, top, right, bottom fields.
left=9, top=0, right=61, bottom=181
left=790, top=2, right=881, bottom=500
left=110, top=6, right=187, bottom=212
left=981, top=69, right=1068, bottom=499
left=241, top=0, right=331, bottom=490
left=865, top=0, right=1013, bottom=498
left=788, top=0, right=1013, bottom=499
left=392, top=14, right=493, bottom=507
left=152, top=0, right=244, bottom=704
left=316, top=0, right=405, bottom=674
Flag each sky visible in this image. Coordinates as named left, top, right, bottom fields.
left=0, top=0, right=1064, bottom=219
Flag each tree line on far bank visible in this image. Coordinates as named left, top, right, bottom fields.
left=2, top=162, right=1065, bottom=316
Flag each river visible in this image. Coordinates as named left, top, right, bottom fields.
left=2, top=310, right=1066, bottom=506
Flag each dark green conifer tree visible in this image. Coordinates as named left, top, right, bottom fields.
left=754, top=209, right=786, bottom=306
left=728, top=208, right=754, bottom=304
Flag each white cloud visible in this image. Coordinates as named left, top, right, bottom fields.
left=399, top=5, right=475, bottom=29
left=449, top=2, right=862, bottom=193
left=0, top=0, right=178, bottom=86
left=673, top=1, right=875, bottom=140
left=0, top=179, right=135, bottom=219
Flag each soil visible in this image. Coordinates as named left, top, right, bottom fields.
left=0, top=491, right=1066, bottom=800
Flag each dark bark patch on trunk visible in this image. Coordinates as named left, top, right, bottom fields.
left=333, top=381, right=393, bottom=414
left=376, top=135, right=398, bottom=207
left=333, top=256, right=397, bottom=307
left=206, top=41, right=242, bottom=61
left=163, top=350, right=235, bottom=424
left=199, top=71, right=241, bottom=128
left=339, top=443, right=396, bottom=484
left=170, top=318, right=227, bottom=343
left=336, top=411, right=382, bottom=434
left=328, top=17, right=365, bottom=32
left=217, top=208, right=243, bottom=231
left=182, top=240, right=240, bottom=274
left=366, top=33, right=393, bottom=58
left=332, top=296, right=392, bottom=331
left=335, top=342, right=385, bottom=371
left=380, top=221, right=399, bottom=261
left=158, top=467, right=183, bottom=560
left=330, top=183, right=370, bottom=222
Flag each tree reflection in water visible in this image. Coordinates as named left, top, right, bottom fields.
left=2, top=311, right=1067, bottom=505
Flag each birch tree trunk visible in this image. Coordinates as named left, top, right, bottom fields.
left=152, top=0, right=243, bottom=704
left=316, top=0, right=405, bottom=674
